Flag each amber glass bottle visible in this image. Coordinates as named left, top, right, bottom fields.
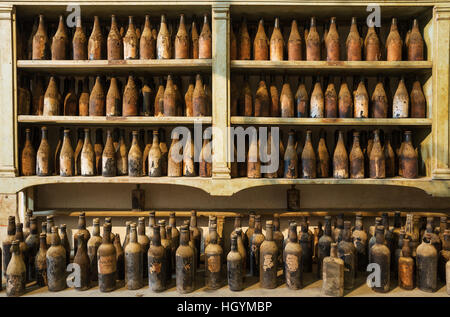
left=43, top=76, right=60, bottom=116
left=101, top=129, right=116, bottom=177
left=306, top=17, right=320, bottom=61
left=325, top=17, right=339, bottom=61
left=199, top=138, right=212, bottom=177
left=80, top=128, right=95, bottom=176
left=191, top=20, right=199, bottom=59
left=371, top=77, right=388, bottom=118
left=255, top=78, right=270, bottom=117
left=386, top=18, right=402, bottom=61
left=346, top=17, right=362, bottom=61
left=123, top=16, right=138, bottom=60
left=193, top=74, right=207, bottom=117
left=280, top=77, right=294, bottom=117
left=148, top=130, right=162, bottom=177
left=400, top=131, right=418, bottom=179
left=410, top=80, right=426, bottom=118
left=107, top=15, right=123, bottom=60
left=238, top=17, right=251, bottom=60
left=284, top=130, right=298, bottom=178
left=174, top=14, right=189, bottom=59
left=73, top=16, right=87, bottom=60
left=128, top=131, right=143, bottom=177
left=302, top=130, right=316, bottom=178
left=51, top=15, right=68, bottom=60
left=399, top=238, right=415, bottom=290
left=47, top=226, right=66, bottom=291
left=199, top=14, right=212, bottom=59
left=407, top=19, right=424, bottom=61
left=324, top=78, right=337, bottom=118
left=58, top=129, right=73, bottom=177
left=21, top=128, right=36, bottom=176
left=370, top=226, right=390, bottom=293
left=295, top=77, right=308, bottom=117
left=364, top=25, right=381, bottom=61
left=270, top=18, right=284, bottom=61
left=288, top=19, right=302, bottom=60
left=349, top=131, right=364, bottom=178
left=338, top=80, right=353, bottom=118
left=32, top=15, right=48, bottom=60
left=333, top=131, right=349, bottom=179
left=88, top=16, right=103, bottom=60
left=139, top=15, right=155, bottom=59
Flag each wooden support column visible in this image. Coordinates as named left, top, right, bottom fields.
left=432, top=6, right=450, bottom=179
left=211, top=4, right=231, bottom=179
left=0, top=5, right=17, bottom=177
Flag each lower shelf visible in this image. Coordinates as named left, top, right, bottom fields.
left=3, top=176, right=449, bottom=197
left=4, top=272, right=448, bottom=298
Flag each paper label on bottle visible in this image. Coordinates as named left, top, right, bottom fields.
left=285, top=254, right=299, bottom=272
left=98, top=254, right=116, bottom=274
left=149, top=261, right=161, bottom=274
left=263, top=254, right=274, bottom=271
left=207, top=255, right=221, bottom=273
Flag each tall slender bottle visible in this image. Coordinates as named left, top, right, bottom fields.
left=191, top=20, right=199, bottom=59
left=25, top=217, right=39, bottom=281
left=128, top=131, right=143, bottom=177
left=407, top=19, right=424, bottom=61
left=159, top=221, right=172, bottom=281
left=322, top=243, right=344, bottom=296
left=21, top=128, right=36, bottom=176
left=107, top=15, right=123, bottom=60
left=156, top=14, right=171, bottom=59
left=349, top=131, right=364, bottom=178
left=148, top=130, right=162, bottom=177
left=105, top=77, right=120, bottom=116
left=368, top=130, right=385, bottom=178
left=249, top=215, right=265, bottom=276
left=123, top=16, right=138, bottom=60
left=325, top=17, right=339, bottom=61
left=89, top=76, right=105, bottom=116
left=2, top=217, right=15, bottom=278
left=73, top=16, right=87, bottom=60
left=247, top=131, right=260, bottom=178
left=51, top=15, right=68, bottom=60
left=46, top=226, right=66, bottom=291
left=199, top=137, right=212, bottom=177
left=140, top=15, right=155, bottom=59
left=122, top=76, right=138, bottom=116
left=354, top=77, right=369, bottom=118
left=254, top=78, right=270, bottom=117
left=288, top=19, right=302, bottom=60
left=386, top=18, right=402, bottom=61
left=270, top=18, right=284, bottom=61
left=148, top=224, right=167, bottom=292
left=32, top=15, right=48, bottom=60
left=102, top=129, right=116, bottom=177
left=280, top=77, right=294, bottom=117
left=175, top=14, right=189, bottom=59
left=400, top=131, right=418, bottom=178
left=163, top=75, right=176, bottom=116
left=318, top=216, right=333, bottom=279
left=284, top=130, right=298, bottom=178
left=199, top=14, right=212, bottom=59
left=58, top=129, right=74, bottom=176
left=238, top=17, right=251, bottom=60
left=227, top=233, right=244, bottom=291
left=259, top=221, right=278, bottom=289
left=73, top=234, right=90, bottom=291
left=370, top=226, right=391, bottom=293
left=352, top=214, right=368, bottom=272
left=253, top=19, right=268, bottom=60
left=124, top=223, right=143, bottom=290
left=88, top=16, right=103, bottom=60
left=306, top=17, right=320, bottom=61
left=299, top=222, right=312, bottom=273
left=59, top=224, right=70, bottom=267
left=333, top=131, right=349, bottom=179
left=80, top=128, right=94, bottom=177
left=302, top=130, right=316, bottom=178
left=176, top=225, right=195, bottom=293
left=6, top=241, right=26, bottom=297
left=338, top=221, right=356, bottom=290
left=205, top=224, right=223, bottom=290
left=87, top=218, right=102, bottom=282
left=35, top=233, right=48, bottom=286
left=98, top=223, right=116, bottom=292
left=346, top=18, right=362, bottom=61
left=284, top=222, right=302, bottom=289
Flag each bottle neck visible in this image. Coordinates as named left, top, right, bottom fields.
left=248, top=215, right=255, bottom=229
left=129, top=226, right=137, bottom=243
left=39, top=235, right=47, bottom=250
left=169, top=214, right=176, bottom=227
left=375, top=228, right=385, bottom=244
left=180, top=229, right=189, bottom=246
left=324, top=218, right=332, bottom=236
left=230, top=237, right=238, bottom=251
left=7, top=218, right=16, bottom=235
left=138, top=220, right=145, bottom=235
left=102, top=226, right=111, bottom=244
left=152, top=226, right=161, bottom=246
left=288, top=224, right=297, bottom=242
left=93, top=223, right=100, bottom=236
left=266, top=224, right=273, bottom=241
left=190, top=212, right=197, bottom=228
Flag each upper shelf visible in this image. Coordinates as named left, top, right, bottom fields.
left=231, top=61, right=433, bottom=75
left=16, top=59, right=212, bottom=75
left=231, top=117, right=432, bottom=126
left=18, top=115, right=212, bottom=126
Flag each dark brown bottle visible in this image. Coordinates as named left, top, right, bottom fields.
left=6, top=241, right=26, bottom=297
left=46, top=216, right=55, bottom=248
left=107, top=15, right=123, bottom=60
left=227, top=233, right=244, bottom=291
left=183, top=132, right=196, bottom=177
left=302, top=130, right=316, bottom=178
left=101, top=129, right=116, bottom=177
left=134, top=218, right=149, bottom=280
left=92, top=128, right=103, bottom=175
left=59, top=129, right=74, bottom=177
left=255, top=78, right=270, bottom=117
left=88, top=16, right=103, bottom=60
left=175, top=14, right=189, bottom=59
left=400, top=131, right=418, bottom=178
left=338, top=80, right=353, bottom=118
left=78, top=78, right=89, bottom=116
left=280, top=78, right=294, bottom=117
left=346, top=17, right=362, bottom=61
left=399, top=238, right=415, bottom=290
left=239, top=76, right=252, bottom=116
left=73, top=212, right=90, bottom=257
left=87, top=218, right=102, bottom=282
left=189, top=210, right=201, bottom=268
left=247, top=132, right=261, bottom=178
left=154, top=77, right=165, bottom=116
left=272, top=214, right=284, bottom=268
left=371, top=78, right=388, bottom=118
left=59, top=224, right=70, bottom=267
left=73, top=233, right=90, bottom=291
left=105, top=77, right=120, bottom=116
left=199, top=137, right=212, bottom=177
left=32, top=15, right=48, bottom=60
left=21, top=128, right=36, bottom=176
left=318, top=216, right=333, bottom=279
left=46, top=226, right=66, bottom=291
left=122, top=76, right=138, bottom=116
left=364, top=26, right=381, bottom=61
left=325, top=78, right=337, bottom=118
left=370, top=226, right=391, bottom=293
left=316, top=130, right=330, bottom=177
left=193, top=74, right=207, bottom=117
left=230, top=22, right=237, bottom=60
left=250, top=215, right=265, bottom=276
left=337, top=221, right=356, bottom=290
left=254, top=19, right=269, bottom=60
left=352, top=214, right=368, bottom=272
left=176, top=225, right=195, bottom=293
left=124, top=223, right=143, bottom=290
left=98, top=223, right=116, bottom=292
left=89, top=76, right=105, bottom=116
left=115, top=129, right=128, bottom=176
left=205, top=224, right=223, bottom=290
left=43, top=76, right=60, bottom=116
left=410, top=80, right=426, bottom=118
left=299, top=221, right=312, bottom=273
left=73, top=16, right=87, bottom=60
left=35, top=233, right=48, bottom=286
left=287, top=19, right=302, bottom=61
left=25, top=217, right=39, bottom=281
left=407, top=19, right=424, bottom=61
left=163, top=75, right=176, bottom=116
left=159, top=220, right=173, bottom=281
left=306, top=17, right=320, bottom=61
left=439, top=230, right=450, bottom=282
left=123, top=16, right=138, bottom=60
left=416, top=233, right=438, bottom=292
left=349, top=131, right=364, bottom=178
left=284, top=222, right=302, bottom=289
left=384, top=134, right=396, bottom=177
left=244, top=212, right=256, bottom=264
left=128, top=131, right=143, bottom=177
left=238, top=17, right=251, bottom=60
left=139, top=15, right=155, bottom=59
left=284, top=130, right=298, bottom=178
left=325, top=17, right=339, bottom=61
left=190, top=20, right=199, bottom=59
left=148, top=224, right=166, bottom=292
left=295, top=77, right=308, bottom=117
left=63, top=78, right=77, bottom=116
left=354, top=77, right=369, bottom=118
left=31, top=75, right=45, bottom=115
left=199, top=14, right=212, bottom=59
left=259, top=221, right=278, bottom=289
left=51, top=15, right=68, bottom=60
left=333, top=131, right=349, bottom=179
left=310, top=77, right=324, bottom=118
left=369, top=130, right=385, bottom=178
left=270, top=18, right=284, bottom=61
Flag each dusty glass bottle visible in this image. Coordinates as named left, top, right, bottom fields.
left=346, top=17, right=362, bottom=61
left=98, top=223, right=117, bottom=292
left=439, top=230, right=450, bottom=282
left=393, top=78, right=409, bottom=118
left=125, top=223, right=143, bottom=290
left=6, top=241, right=26, bottom=297
left=238, top=17, right=250, bottom=60
left=250, top=215, right=265, bottom=276
left=47, top=226, right=66, bottom=291
left=325, top=78, right=337, bottom=118
left=32, top=15, right=48, bottom=60
left=338, top=221, right=356, bottom=289
left=273, top=213, right=284, bottom=268
left=247, top=131, right=261, bottom=178
left=107, top=15, right=123, bottom=60
left=176, top=225, right=195, bottom=293
left=227, top=233, right=244, bottom=291
left=259, top=221, right=278, bottom=289
left=270, top=18, right=284, bottom=61
left=295, top=77, right=308, bottom=117
left=73, top=234, right=90, bottom=291
left=310, top=77, right=324, bottom=118
left=78, top=78, right=89, bottom=116
left=371, top=77, right=388, bottom=118
left=59, top=129, right=74, bottom=177
left=51, top=15, right=68, bottom=60
left=400, top=131, right=418, bottom=179
left=73, top=16, right=87, bottom=60
left=370, top=226, right=390, bottom=293
left=349, top=131, right=364, bottom=178
left=148, top=130, right=162, bottom=177
left=80, top=128, right=95, bottom=176
left=128, top=131, right=143, bottom=177
left=174, top=14, right=189, bottom=59
left=352, top=214, right=368, bottom=272
left=399, top=238, right=415, bottom=290
left=43, top=76, right=60, bottom=116
left=73, top=128, right=84, bottom=176
left=123, top=16, right=138, bottom=60
left=189, top=210, right=201, bottom=268
left=87, top=218, right=102, bottom=281
left=89, top=76, right=105, bottom=116
left=318, top=216, right=333, bottom=279
left=368, top=130, right=385, bottom=178
left=288, top=19, right=302, bottom=61
left=302, top=130, right=316, bottom=178
left=410, top=79, right=426, bottom=118
left=386, top=18, right=402, bottom=61
left=205, top=224, right=223, bottom=290
left=284, top=222, right=302, bottom=289
left=199, top=14, right=212, bottom=59
left=280, top=77, right=294, bottom=118
left=140, top=15, right=155, bottom=59
left=88, top=16, right=103, bottom=60
left=306, top=17, right=320, bottom=61
left=156, top=14, right=171, bottom=59
left=322, top=243, right=344, bottom=296
left=299, top=221, right=312, bottom=273
left=284, top=130, right=298, bottom=178
left=102, top=130, right=116, bottom=177
left=407, top=19, right=424, bottom=61
left=325, top=17, right=339, bottom=61
left=106, top=77, right=120, bottom=116
left=416, top=233, right=438, bottom=292
left=159, top=220, right=173, bottom=281
left=2, top=216, right=16, bottom=278
left=74, top=212, right=90, bottom=257
left=333, top=130, right=349, bottom=179
left=353, top=77, right=369, bottom=118
left=115, top=130, right=128, bottom=176
left=25, top=217, right=39, bottom=281
left=122, top=76, right=138, bottom=116
left=21, top=128, right=36, bottom=176
left=364, top=25, right=381, bottom=61
left=254, top=78, right=270, bottom=117
left=338, top=80, right=353, bottom=118
left=59, top=224, right=70, bottom=266
left=35, top=233, right=48, bottom=286
left=148, top=224, right=167, bottom=292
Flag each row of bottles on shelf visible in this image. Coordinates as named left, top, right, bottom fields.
left=2, top=211, right=449, bottom=296
left=233, top=17, right=424, bottom=61
left=18, top=74, right=212, bottom=117
left=20, top=127, right=211, bottom=177
left=231, top=75, right=426, bottom=118
left=25, top=14, right=211, bottom=61
left=238, top=128, right=419, bottom=179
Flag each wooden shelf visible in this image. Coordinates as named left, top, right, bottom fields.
left=17, top=59, right=212, bottom=75
left=18, top=115, right=212, bottom=126
left=231, top=117, right=432, bottom=126
left=3, top=175, right=449, bottom=197
left=231, top=60, right=433, bottom=75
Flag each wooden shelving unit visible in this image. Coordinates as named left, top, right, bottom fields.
left=231, top=117, right=432, bottom=126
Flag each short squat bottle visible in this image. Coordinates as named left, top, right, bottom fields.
left=176, top=225, right=195, bottom=294
left=259, top=221, right=278, bottom=289
left=322, top=243, right=344, bottom=297
left=370, top=226, right=390, bottom=293
left=97, top=223, right=117, bottom=292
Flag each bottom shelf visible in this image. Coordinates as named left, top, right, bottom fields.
left=5, top=272, right=448, bottom=297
